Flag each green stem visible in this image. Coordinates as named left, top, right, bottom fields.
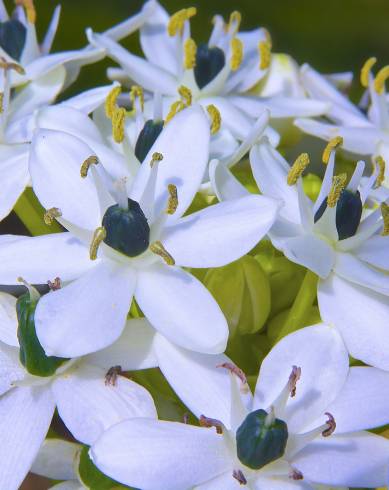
left=275, top=269, right=318, bottom=342
left=13, top=188, right=62, bottom=236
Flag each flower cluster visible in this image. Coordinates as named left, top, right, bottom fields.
left=0, top=1, right=389, bottom=489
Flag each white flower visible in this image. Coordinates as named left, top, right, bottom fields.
left=90, top=324, right=389, bottom=490
left=86, top=1, right=328, bottom=150
left=0, top=105, right=279, bottom=358
left=0, top=289, right=157, bottom=490
left=295, top=61, right=389, bottom=194
left=212, top=136, right=389, bottom=371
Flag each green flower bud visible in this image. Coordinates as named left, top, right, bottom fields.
left=102, top=199, right=150, bottom=257
left=236, top=409, right=288, bottom=470
left=17, top=292, right=68, bottom=377
left=303, top=173, right=322, bottom=202
left=267, top=306, right=321, bottom=345
left=204, top=255, right=271, bottom=336
left=78, top=445, right=137, bottom=489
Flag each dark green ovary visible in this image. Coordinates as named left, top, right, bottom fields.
left=102, top=199, right=150, bottom=257
left=194, top=43, right=226, bottom=89
left=0, top=20, right=26, bottom=61
left=134, top=119, right=164, bottom=163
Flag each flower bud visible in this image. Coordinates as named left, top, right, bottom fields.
left=302, top=173, right=322, bottom=202
left=267, top=306, right=321, bottom=345
left=204, top=255, right=271, bottom=337
left=17, top=292, right=68, bottom=377
left=236, top=409, right=288, bottom=470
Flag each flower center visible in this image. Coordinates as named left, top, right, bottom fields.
left=101, top=198, right=150, bottom=258
left=0, top=19, right=26, bottom=61
left=236, top=408, right=289, bottom=470
left=194, top=43, right=225, bottom=89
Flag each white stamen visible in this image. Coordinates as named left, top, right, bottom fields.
left=17, top=277, right=40, bottom=302
left=347, top=160, right=365, bottom=193
left=153, top=92, right=163, bottom=121
left=112, top=177, right=129, bottom=210
left=270, top=366, right=301, bottom=418
left=313, top=149, right=336, bottom=214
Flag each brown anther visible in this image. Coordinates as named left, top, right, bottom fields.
left=322, top=412, right=336, bottom=437
left=232, top=469, right=247, bottom=485
left=105, top=366, right=122, bottom=386
left=217, top=362, right=247, bottom=387
left=166, top=184, right=178, bottom=215
left=80, top=155, right=99, bottom=178
left=43, top=207, right=62, bottom=225
left=0, top=57, right=25, bottom=75
left=199, top=415, right=223, bottom=434
left=149, top=241, right=175, bottom=265
left=289, top=468, right=304, bottom=481
left=288, top=365, right=301, bottom=398
left=47, top=277, right=61, bottom=291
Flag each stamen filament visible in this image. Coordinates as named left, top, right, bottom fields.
left=17, top=277, right=40, bottom=302
left=90, top=227, right=107, bottom=260
left=80, top=155, right=99, bottom=178
left=149, top=241, right=175, bottom=265
left=230, top=37, right=243, bottom=71
left=322, top=136, right=343, bottom=164
left=184, top=38, right=197, bottom=70
left=206, top=104, right=221, bottom=134
left=327, top=173, right=347, bottom=208
left=43, top=207, right=62, bottom=225
left=381, top=202, right=389, bottom=236
left=360, top=57, right=377, bottom=87
left=374, top=155, right=386, bottom=187
left=259, top=40, right=271, bottom=70
left=167, top=7, right=196, bottom=37
left=166, top=184, right=178, bottom=214
left=287, top=153, right=310, bottom=185
left=374, top=65, right=389, bottom=94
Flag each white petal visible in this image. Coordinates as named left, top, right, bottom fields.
left=49, top=482, right=82, bottom=490
left=253, top=476, right=313, bottom=490
left=52, top=362, right=157, bottom=445
left=318, top=366, right=389, bottom=433
left=31, top=439, right=80, bottom=480
left=253, top=324, right=349, bottom=433
left=354, top=235, right=389, bottom=270
left=41, top=5, right=61, bottom=55
left=318, top=274, right=389, bottom=370
left=35, top=260, right=135, bottom=357
left=0, top=144, right=29, bottom=221
left=273, top=234, right=335, bottom=279
left=250, top=141, right=301, bottom=224
left=294, top=118, right=379, bottom=156
left=9, top=66, right=66, bottom=122
left=91, top=418, right=232, bottom=490
left=163, top=195, right=278, bottom=268
left=334, top=252, right=389, bottom=295
left=60, top=84, right=118, bottom=114
left=209, top=159, right=250, bottom=201
left=30, top=129, right=101, bottom=230
left=0, top=343, right=25, bottom=396
left=130, top=105, right=210, bottom=218
left=0, top=292, right=18, bottom=346
left=195, top=471, right=243, bottom=490
left=135, top=264, right=228, bottom=354
left=154, top=334, right=251, bottom=429
left=85, top=318, right=157, bottom=371
left=294, top=432, right=389, bottom=488
left=0, top=386, right=55, bottom=490
left=0, top=233, right=92, bottom=285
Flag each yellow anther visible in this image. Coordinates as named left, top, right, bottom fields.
left=150, top=152, right=164, bottom=167
left=130, top=85, right=144, bottom=113
left=149, top=241, right=175, bottom=265
left=15, top=0, right=36, bottom=23
left=178, top=85, right=192, bottom=107
left=0, top=58, right=25, bottom=75
left=112, top=107, right=126, bottom=143
left=227, top=11, right=242, bottom=34
left=184, top=37, right=197, bottom=70
left=327, top=173, right=347, bottom=208
left=165, top=100, right=185, bottom=125
left=0, top=93, right=3, bottom=114
left=375, top=156, right=386, bottom=188
left=80, top=155, right=99, bottom=178
left=206, top=104, right=221, bottom=134
left=287, top=153, right=310, bottom=186
left=167, top=7, right=197, bottom=37
left=259, top=40, right=271, bottom=70
left=264, top=28, right=273, bottom=49
left=90, top=227, right=107, bottom=261
left=105, top=86, right=121, bottom=119
left=43, top=207, right=62, bottom=225
left=322, top=136, right=343, bottom=164
left=230, top=37, right=243, bottom=71
left=360, top=57, right=377, bottom=88
left=166, top=184, right=178, bottom=215
left=374, top=66, right=389, bottom=94
left=381, top=203, right=389, bottom=236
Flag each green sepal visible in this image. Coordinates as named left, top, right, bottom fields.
left=17, top=293, right=68, bottom=377
left=236, top=409, right=288, bottom=470
left=77, top=445, right=137, bottom=490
